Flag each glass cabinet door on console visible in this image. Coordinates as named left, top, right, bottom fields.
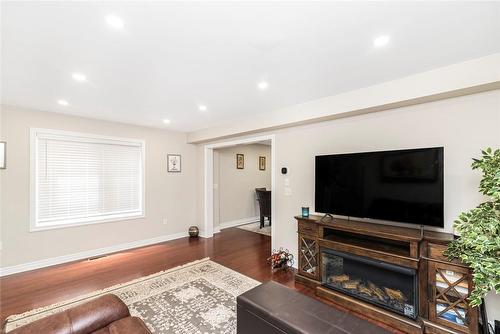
left=428, top=261, right=478, bottom=334
left=298, top=235, right=319, bottom=279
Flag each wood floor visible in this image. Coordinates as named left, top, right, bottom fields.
left=0, top=228, right=401, bottom=333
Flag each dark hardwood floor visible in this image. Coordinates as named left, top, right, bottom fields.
left=0, top=228, right=401, bottom=333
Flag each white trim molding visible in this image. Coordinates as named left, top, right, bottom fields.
left=204, top=134, right=276, bottom=250
left=218, top=216, right=260, bottom=230
left=0, top=232, right=187, bottom=277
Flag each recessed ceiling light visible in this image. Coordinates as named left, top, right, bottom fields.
left=373, top=35, right=390, bottom=48
left=106, top=15, right=125, bottom=30
left=257, top=81, right=269, bottom=90
left=163, top=119, right=171, bottom=124
left=72, top=73, right=87, bottom=82
left=198, top=105, right=208, bottom=112
left=57, top=99, right=69, bottom=106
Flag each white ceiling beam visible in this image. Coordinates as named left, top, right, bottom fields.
left=187, top=53, right=500, bottom=144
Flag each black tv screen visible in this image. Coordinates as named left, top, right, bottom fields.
left=315, top=147, right=444, bottom=227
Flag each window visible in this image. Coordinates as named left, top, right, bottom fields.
left=31, top=128, right=144, bottom=231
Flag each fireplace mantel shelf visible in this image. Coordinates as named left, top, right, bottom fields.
left=294, top=215, right=454, bottom=244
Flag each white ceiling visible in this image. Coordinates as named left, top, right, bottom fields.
left=2, top=1, right=500, bottom=132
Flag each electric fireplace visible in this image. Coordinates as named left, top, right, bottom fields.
left=321, top=249, right=418, bottom=319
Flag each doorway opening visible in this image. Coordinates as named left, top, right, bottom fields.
left=204, top=135, right=276, bottom=250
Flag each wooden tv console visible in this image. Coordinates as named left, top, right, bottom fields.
left=294, top=215, right=479, bottom=334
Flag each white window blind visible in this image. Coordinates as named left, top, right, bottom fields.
left=31, top=129, right=144, bottom=230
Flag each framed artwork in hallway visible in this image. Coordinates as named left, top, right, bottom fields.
left=259, top=156, right=266, bottom=171
left=236, top=153, right=244, bottom=169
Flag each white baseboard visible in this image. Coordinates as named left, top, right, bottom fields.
left=0, top=232, right=188, bottom=277
left=219, top=216, right=260, bottom=230
left=207, top=216, right=259, bottom=234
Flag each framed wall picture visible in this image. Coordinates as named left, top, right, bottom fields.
left=236, top=153, right=244, bottom=169
left=0, top=142, right=5, bottom=169
left=259, top=156, right=266, bottom=171
left=167, top=154, right=181, bottom=172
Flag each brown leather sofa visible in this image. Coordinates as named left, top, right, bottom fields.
left=9, top=294, right=151, bottom=334
left=237, top=281, right=391, bottom=334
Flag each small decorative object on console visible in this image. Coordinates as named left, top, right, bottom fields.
left=188, top=226, right=199, bottom=237
left=268, top=248, right=294, bottom=270
left=301, top=207, right=309, bottom=217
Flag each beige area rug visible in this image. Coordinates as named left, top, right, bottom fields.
left=5, top=258, right=260, bottom=334
left=236, top=222, right=271, bottom=236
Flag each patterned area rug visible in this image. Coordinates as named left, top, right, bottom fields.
left=5, top=258, right=260, bottom=333
left=236, top=222, right=271, bottom=236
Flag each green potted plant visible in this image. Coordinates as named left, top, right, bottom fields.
left=445, top=148, right=500, bottom=306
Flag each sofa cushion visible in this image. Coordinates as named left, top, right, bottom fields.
left=9, top=295, right=135, bottom=334
left=92, top=317, right=151, bottom=334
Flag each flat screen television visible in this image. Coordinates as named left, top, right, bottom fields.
left=315, top=147, right=444, bottom=227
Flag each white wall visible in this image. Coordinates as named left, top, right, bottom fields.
left=214, top=144, right=271, bottom=228
left=0, top=105, right=198, bottom=268
left=196, top=89, right=500, bottom=323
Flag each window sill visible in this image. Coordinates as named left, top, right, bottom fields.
left=30, top=214, right=145, bottom=232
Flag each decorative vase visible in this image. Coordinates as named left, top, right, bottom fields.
left=188, top=226, right=199, bottom=237
left=301, top=207, right=310, bottom=218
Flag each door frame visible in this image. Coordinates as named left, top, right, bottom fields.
left=204, top=134, right=276, bottom=250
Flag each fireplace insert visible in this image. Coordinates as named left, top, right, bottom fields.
left=321, top=249, right=418, bottom=319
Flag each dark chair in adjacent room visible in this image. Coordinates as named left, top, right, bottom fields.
left=255, top=188, right=271, bottom=229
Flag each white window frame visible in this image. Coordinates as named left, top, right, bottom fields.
left=30, top=128, right=146, bottom=232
